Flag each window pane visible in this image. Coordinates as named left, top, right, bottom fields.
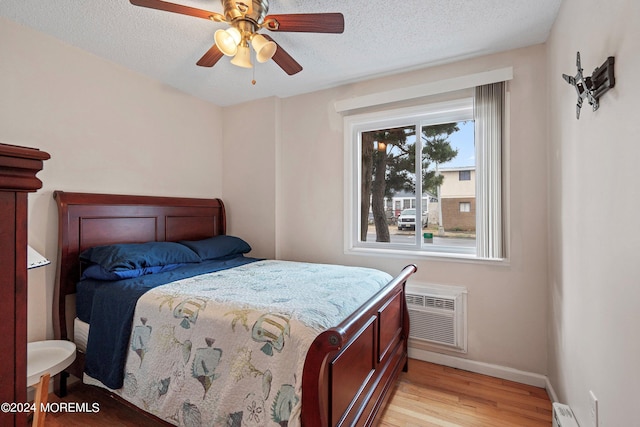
left=421, top=121, right=476, bottom=250
left=360, top=125, right=417, bottom=244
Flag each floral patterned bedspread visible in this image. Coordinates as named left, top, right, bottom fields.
left=95, top=260, right=392, bottom=426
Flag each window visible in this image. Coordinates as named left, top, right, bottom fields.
left=344, top=82, right=505, bottom=260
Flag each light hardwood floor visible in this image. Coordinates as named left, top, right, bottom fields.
left=34, top=359, right=552, bottom=426
left=379, top=359, right=552, bottom=426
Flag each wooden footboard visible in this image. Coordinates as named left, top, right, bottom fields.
left=302, top=264, right=417, bottom=426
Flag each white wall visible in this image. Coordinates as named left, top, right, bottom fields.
left=269, top=45, right=550, bottom=375
left=546, top=1, right=640, bottom=425
left=0, top=18, right=224, bottom=342
left=222, top=97, right=278, bottom=259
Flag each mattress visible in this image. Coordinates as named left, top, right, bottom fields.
left=73, top=317, right=89, bottom=352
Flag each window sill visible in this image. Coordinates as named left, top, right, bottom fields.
left=345, top=245, right=509, bottom=265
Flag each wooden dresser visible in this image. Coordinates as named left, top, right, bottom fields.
left=0, top=143, right=49, bottom=427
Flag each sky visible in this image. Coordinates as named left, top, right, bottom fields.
left=438, top=120, right=475, bottom=169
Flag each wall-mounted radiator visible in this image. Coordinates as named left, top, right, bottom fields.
left=405, top=283, right=467, bottom=352
left=552, top=402, right=579, bottom=427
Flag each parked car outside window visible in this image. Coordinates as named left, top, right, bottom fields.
left=397, top=208, right=427, bottom=230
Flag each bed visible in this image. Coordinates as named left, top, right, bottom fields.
left=52, top=191, right=417, bottom=426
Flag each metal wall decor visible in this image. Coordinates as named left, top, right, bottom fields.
left=562, top=51, right=615, bottom=119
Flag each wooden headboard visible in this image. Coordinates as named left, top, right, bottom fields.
left=53, top=191, right=227, bottom=341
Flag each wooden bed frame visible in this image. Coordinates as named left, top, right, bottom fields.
left=53, top=190, right=417, bottom=426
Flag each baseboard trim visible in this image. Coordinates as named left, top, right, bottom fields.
left=545, top=376, right=559, bottom=403
left=408, top=347, right=552, bottom=393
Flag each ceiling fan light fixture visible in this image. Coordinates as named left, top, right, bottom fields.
left=251, top=33, right=277, bottom=63
left=230, top=44, right=253, bottom=68
left=214, top=27, right=241, bottom=56
left=128, top=0, right=344, bottom=76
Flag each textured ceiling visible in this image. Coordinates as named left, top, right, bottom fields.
left=0, top=0, right=562, bottom=107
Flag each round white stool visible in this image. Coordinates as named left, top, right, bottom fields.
left=27, top=340, right=76, bottom=427
left=27, top=340, right=76, bottom=387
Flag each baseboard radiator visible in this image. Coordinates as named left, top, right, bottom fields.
left=552, top=402, right=579, bottom=427
left=405, top=284, right=467, bottom=352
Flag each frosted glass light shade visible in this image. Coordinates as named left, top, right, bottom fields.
left=27, top=245, right=50, bottom=269
left=230, top=44, right=252, bottom=68
left=214, top=27, right=241, bottom=56
left=251, top=34, right=277, bottom=63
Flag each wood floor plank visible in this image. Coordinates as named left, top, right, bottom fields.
left=31, top=358, right=552, bottom=426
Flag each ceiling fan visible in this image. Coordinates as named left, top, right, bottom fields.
left=129, top=0, right=344, bottom=75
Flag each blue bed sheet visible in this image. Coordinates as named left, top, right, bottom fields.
left=80, top=255, right=261, bottom=389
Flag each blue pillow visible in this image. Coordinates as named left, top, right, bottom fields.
left=81, top=263, right=184, bottom=281
left=80, top=241, right=201, bottom=272
left=178, top=235, right=251, bottom=260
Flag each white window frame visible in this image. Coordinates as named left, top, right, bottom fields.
left=343, top=97, right=508, bottom=262
left=460, top=202, right=471, bottom=212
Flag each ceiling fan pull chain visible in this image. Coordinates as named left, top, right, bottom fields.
left=252, top=50, right=257, bottom=85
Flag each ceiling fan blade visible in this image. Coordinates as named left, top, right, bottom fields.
left=196, top=44, right=224, bottom=67
left=262, top=35, right=303, bottom=75
left=129, top=0, right=222, bottom=21
left=264, top=13, right=344, bottom=33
